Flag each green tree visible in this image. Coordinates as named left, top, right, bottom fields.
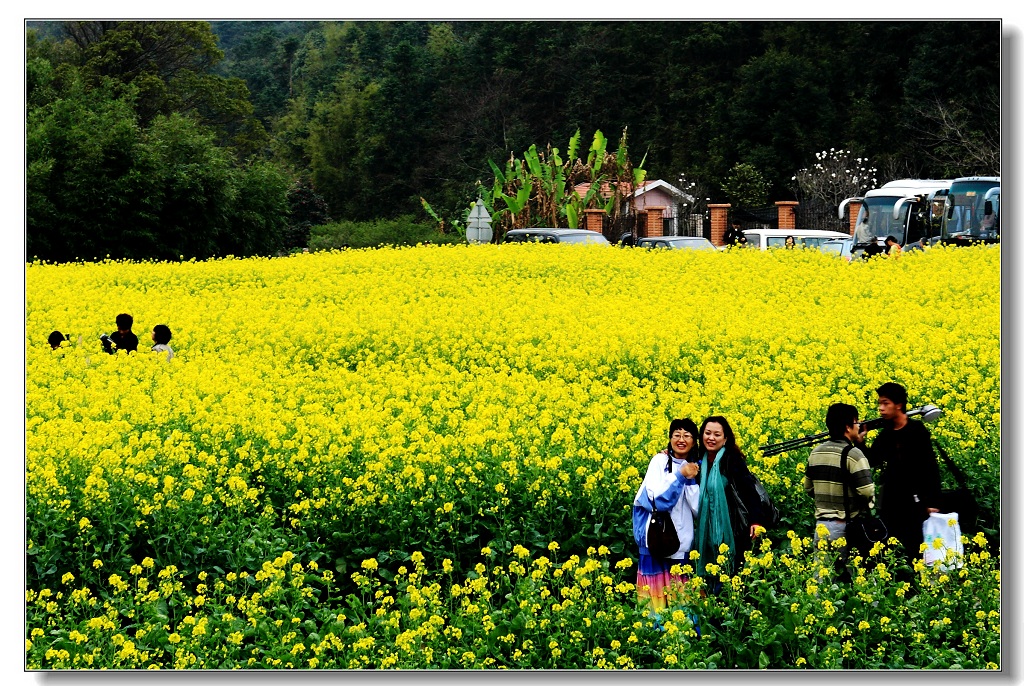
left=726, top=49, right=836, bottom=196
left=58, top=21, right=267, bottom=156
left=27, top=74, right=155, bottom=261
left=721, top=163, right=769, bottom=209
left=304, top=74, right=383, bottom=220
left=27, top=57, right=291, bottom=261
left=222, top=160, right=292, bottom=256
left=214, top=23, right=308, bottom=126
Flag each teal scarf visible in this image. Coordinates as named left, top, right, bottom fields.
left=696, top=447, right=735, bottom=576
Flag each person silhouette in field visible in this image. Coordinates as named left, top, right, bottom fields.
left=150, top=324, right=174, bottom=361
left=48, top=331, right=67, bottom=350
left=101, top=313, right=139, bottom=354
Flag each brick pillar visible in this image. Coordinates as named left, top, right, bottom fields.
left=846, top=200, right=862, bottom=236
left=709, top=204, right=731, bottom=246
left=645, top=206, right=665, bottom=237
left=583, top=209, right=605, bottom=233
left=775, top=201, right=799, bottom=230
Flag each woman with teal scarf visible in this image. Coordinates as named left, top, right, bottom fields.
left=694, top=416, right=765, bottom=578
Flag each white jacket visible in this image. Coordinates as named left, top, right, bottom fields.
left=632, top=451, right=700, bottom=559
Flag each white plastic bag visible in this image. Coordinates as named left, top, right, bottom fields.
left=922, top=512, right=964, bottom=570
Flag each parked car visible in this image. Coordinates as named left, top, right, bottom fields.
left=637, top=236, right=718, bottom=251
left=504, top=228, right=610, bottom=245
left=741, top=228, right=853, bottom=250
left=819, top=237, right=855, bottom=261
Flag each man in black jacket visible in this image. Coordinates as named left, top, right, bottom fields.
left=859, top=382, right=941, bottom=566
left=722, top=219, right=747, bottom=247
left=101, top=313, right=139, bottom=354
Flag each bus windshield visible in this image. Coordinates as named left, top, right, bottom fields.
left=853, top=196, right=908, bottom=246
left=941, top=180, right=999, bottom=240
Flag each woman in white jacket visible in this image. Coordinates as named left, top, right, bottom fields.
left=632, top=418, right=701, bottom=614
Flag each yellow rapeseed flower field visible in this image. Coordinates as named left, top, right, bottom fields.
left=26, top=243, right=999, bottom=669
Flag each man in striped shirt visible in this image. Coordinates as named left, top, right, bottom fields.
left=804, top=403, right=876, bottom=550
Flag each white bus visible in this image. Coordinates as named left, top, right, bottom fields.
left=940, top=176, right=1000, bottom=246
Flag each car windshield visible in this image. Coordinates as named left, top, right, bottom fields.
left=802, top=237, right=835, bottom=248
left=640, top=238, right=711, bottom=249
left=853, top=196, right=908, bottom=245
left=820, top=240, right=849, bottom=255
left=506, top=233, right=555, bottom=243
left=560, top=233, right=607, bottom=244
left=670, top=238, right=715, bottom=250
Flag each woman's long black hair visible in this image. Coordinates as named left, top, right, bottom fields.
left=699, top=415, right=747, bottom=466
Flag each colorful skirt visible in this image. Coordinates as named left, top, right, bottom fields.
left=636, top=553, right=687, bottom=614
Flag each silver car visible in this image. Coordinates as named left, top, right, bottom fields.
left=637, top=236, right=718, bottom=251
left=503, top=228, right=610, bottom=245
left=820, top=237, right=855, bottom=261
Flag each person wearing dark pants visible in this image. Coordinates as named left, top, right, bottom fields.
left=861, top=382, right=941, bottom=570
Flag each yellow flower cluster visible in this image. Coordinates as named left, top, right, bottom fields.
left=25, top=244, right=999, bottom=669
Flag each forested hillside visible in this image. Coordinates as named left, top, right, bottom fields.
left=26, top=20, right=1000, bottom=261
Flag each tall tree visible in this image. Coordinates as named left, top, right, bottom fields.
left=58, top=21, right=267, bottom=156
left=27, top=27, right=294, bottom=262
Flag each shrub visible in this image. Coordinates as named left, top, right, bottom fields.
left=308, top=215, right=463, bottom=250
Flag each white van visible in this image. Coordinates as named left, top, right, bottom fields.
left=740, top=228, right=853, bottom=250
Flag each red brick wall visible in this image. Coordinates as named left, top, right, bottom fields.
left=709, top=204, right=731, bottom=246
left=583, top=209, right=605, bottom=232
left=775, top=201, right=798, bottom=230
left=646, top=206, right=665, bottom=237
left=846, top=201, right=862, bottom=236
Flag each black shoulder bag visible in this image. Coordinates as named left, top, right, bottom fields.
left=725, top=454, right=780, bottom=533
left=842, top=444, right=888, bottom=555
left=646, top=454, right=681, bottom=558
left=933, top=440, right=979, bottom=533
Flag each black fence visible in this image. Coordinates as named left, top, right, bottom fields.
left=603, top=210, right=711, bottom=242
left=674, top=212, right=710, bottom=238
left=730, top=206, right=778, bottom=230
left=795, top=202, right=847, bottom=232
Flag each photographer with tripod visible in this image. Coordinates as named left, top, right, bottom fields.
left=804, top=404, right=875, bottom=545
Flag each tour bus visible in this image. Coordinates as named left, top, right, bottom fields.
left=939, top=176, right=1000, bottom=246
left=839, top=179, right=952, bottom=256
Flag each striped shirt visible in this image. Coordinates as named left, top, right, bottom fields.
left=804, top=439, right=875, bottom=520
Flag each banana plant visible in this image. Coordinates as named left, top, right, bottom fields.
left=456, top=127, right=645, bottom=236
left=419, top=197, right=467, bottom=237
left=587, top=129, right=608, bottom=176
left=566, top=128, right=581, bottom=164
